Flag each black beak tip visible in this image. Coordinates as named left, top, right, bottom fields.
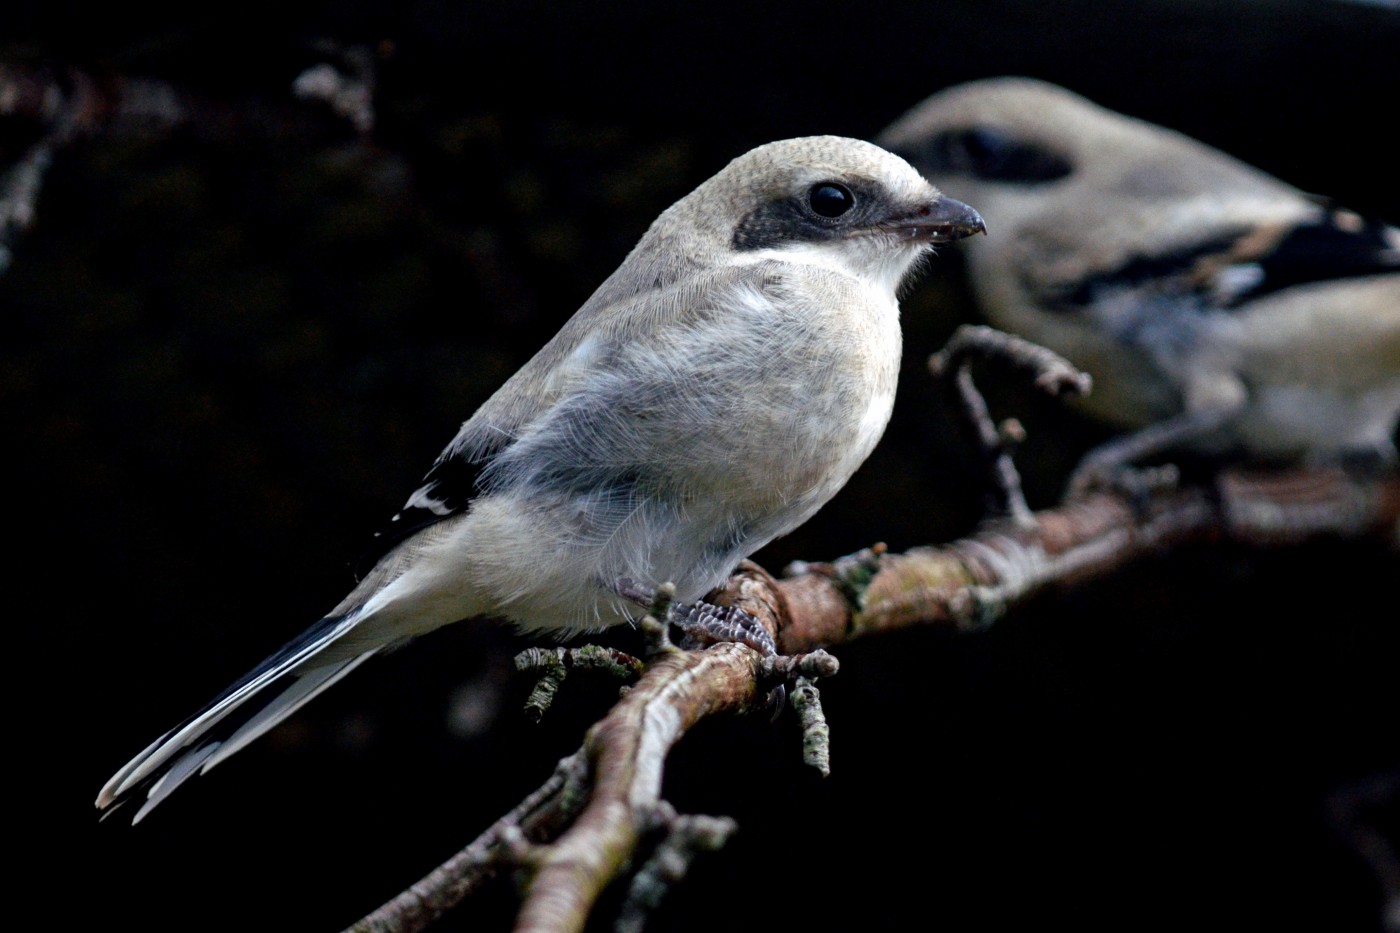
left=939, top=196, right=987, bottom=239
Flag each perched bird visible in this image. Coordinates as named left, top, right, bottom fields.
left=96, top=135, right=986, bottom=822
left=878, top=77, right=1400, bottom=472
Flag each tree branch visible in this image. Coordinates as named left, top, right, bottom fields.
left=346, top=463, right=1399, bottom=933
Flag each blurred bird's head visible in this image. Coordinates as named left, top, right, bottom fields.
left=876, top=77, right=1311, bottom=293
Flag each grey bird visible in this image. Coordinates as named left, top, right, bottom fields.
left=878, top=77, right=1400, bottom=472
left=97, top=135, right=986, bottom=822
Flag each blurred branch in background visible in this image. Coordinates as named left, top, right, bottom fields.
left=0, top=49, right=383, bottom=275
left=0, top=63, right=184, bottom=272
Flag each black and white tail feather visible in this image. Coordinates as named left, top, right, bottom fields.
left=96, top=612, right=374, bottom=823
left=97, top=455, right=489, bottom=822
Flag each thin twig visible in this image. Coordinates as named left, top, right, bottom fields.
left=347, top=750, right=592, bottom=933
left=930, top=324, right=1091, bottom=528
left=614, top=804, right=738, bottom=933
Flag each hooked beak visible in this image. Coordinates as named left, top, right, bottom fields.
left=882, top=195, right=987, bottom=243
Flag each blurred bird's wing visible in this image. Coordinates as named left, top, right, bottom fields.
left=1195, top=201, right=1400, bottom=306
left=1037, top=201, right=1400, bottom=314
left=1062, top=206, right=1400, bottom=472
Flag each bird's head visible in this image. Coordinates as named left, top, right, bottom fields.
left=876, top=77, right=1306, bottom=275
left=649, top=135, right=986, bottom=296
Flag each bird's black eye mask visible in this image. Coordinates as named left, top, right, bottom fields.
left=899, top=126, right=1072, bottom=184
left=732, top=178, right=887, bottom=250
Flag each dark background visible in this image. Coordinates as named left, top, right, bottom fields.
left=8, top=1, right=1397, bottom=930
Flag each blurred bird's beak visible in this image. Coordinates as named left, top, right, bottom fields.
left=883, top=196, right=987, bottom=243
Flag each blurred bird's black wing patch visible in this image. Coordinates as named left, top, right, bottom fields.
left=1047, top=210, right=1400, bottom=315
left=1233, top=207, right=1400, bottom=305
left=1045, top=231, right=1245, bottom=311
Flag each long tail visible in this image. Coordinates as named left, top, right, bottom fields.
left=96, top=611, right=379, bottom=823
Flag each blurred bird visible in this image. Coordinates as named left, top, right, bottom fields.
left=96, top=135, right=986, bottom=822
left=878, top=77, right=1400, bottom=473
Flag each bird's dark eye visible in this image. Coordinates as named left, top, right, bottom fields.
left=918, top=127, right=1072, bottom=183
left=961, top=128, right=1007, bottom=165
left=809, top=183, right=856, bottom=218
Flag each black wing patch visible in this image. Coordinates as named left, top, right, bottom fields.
left=354, top=452, right=487, bottom=579
left=1046, top=210, right=1398, bottom=315
left=1044, top=232, right=1245, bottom=312
left=1239, top=208, right=1400, bottom=304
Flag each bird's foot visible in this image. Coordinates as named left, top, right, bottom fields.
left=668, top=598, right=778, bottom=657
left=1333, top=443, right=1399, bottom=479
left=616, top=578, right=778, bottom=658
left=1067, top=409, right=1232, bottom=499
left=1068, top=456, right=1181, bottom=502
